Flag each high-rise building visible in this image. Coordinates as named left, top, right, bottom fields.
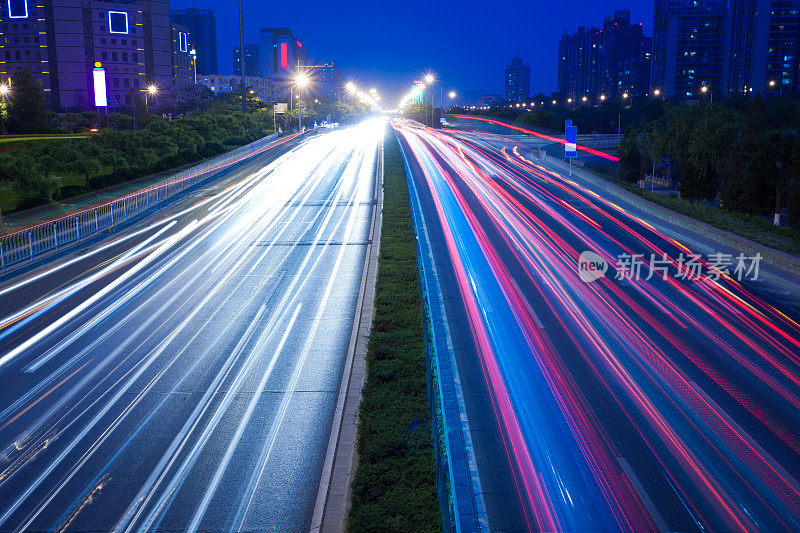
left=233, top=44, right=261, bottom=77
left=0, top=0, right=183, bottom=111
left=314, top=63, right=343, bottom=100
left=169, top=8, right=217, bottom=75
left=727, top=0, right=800, bottom=95
left=171, top=22, right=195, bottom=86
left=651, top=0, right=728, bottom=99
left=558, top=26, right=606, bottom=100
left=504, top=57, right=530, bottom=102
left=558, top=11, right=651, bottom=100
left=258, top=28, right=307, bottom=101
left=600, top=10, right=652, bottom=97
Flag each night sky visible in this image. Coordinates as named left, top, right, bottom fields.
left=170, top=0, right=652, bottom=106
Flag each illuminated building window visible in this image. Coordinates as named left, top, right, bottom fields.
left=108, top=11, right=129, bottom=34
left=7, top=0, right=28, bottom=19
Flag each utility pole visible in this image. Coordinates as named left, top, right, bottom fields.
left=238, top=0, right=247, bottom=114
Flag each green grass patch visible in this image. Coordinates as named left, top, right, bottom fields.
left=347, top=128, right=440, bottom=532
left=617, top=182, right=800, bottom=258
left=570, top=160, right=800, bottom=258
left=0, top=134, right=89, bottom=143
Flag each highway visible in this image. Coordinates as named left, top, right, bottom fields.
left=394, top=119, right=800, bottom=532
left=0, top=120, right=383, bottom=532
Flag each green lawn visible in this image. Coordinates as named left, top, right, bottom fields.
left=0, top=166, right=111, bottom=216
left=562, top=157, right=800, bottom=258
left=617, top=182, right=800, bottom=258
left=0, top=134, right=89, bottom=143
left=347, top=128, right=440, bottom=532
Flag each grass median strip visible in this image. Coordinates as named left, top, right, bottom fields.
left=346, top=129, right=440, bottom=532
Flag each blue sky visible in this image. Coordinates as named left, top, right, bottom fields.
left=171, top=0, right=653, bottom=105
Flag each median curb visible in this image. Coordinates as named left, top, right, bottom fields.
left=310, top=134, right=384, bottom=533
left=542, top=154, right=800, bottom=277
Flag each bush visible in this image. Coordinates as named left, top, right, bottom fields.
left=347, top=128, right=439, bottom=531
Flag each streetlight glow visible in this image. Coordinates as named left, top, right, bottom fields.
left=147, top=84, right=158, bottom=95
left=600, top=94, right=606, bottom=101
left=295, top=72, right=309, bottom=88
left=582, top=95, right=588, bottom=102
left=346, top=81, right=357, bottom=94
left=654, top=89, right=661, bottom=96
left=449, top=90, right=456, bottom=99
left=424, top=74, right=435, bottom=85
left=700, top=85, right=708, bottom=93
left=0, top=85, right=9, bottom=97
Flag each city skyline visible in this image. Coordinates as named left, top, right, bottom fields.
left=169, top=0, right=653, bottom=104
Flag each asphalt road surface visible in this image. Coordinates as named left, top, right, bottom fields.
left=395, top=118, right=800, bottom=532
left=0, top=120, right=383, bottom=532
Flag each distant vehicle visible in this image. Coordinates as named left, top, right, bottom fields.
left=89, top=127, right=100, bottom=133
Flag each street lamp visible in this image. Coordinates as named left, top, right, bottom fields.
left=600, top=94, right=606, bottom=101
left=423, top=73, right=444, bottom=126
left=189, top=48, right=197, bottom=84
left=145, top=84, right=157, bottom=107
left=581, top=95, right=588, bottom=102
left=700, top=85, right=712, bottom=103
left=294, top=71, right=309, bottom=131
left=238, top=0, right=246, bottom=113
left=0, top=84, right=10, bottom=97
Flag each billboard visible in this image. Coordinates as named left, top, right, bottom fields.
left=93, top=63, right=107, bottom=107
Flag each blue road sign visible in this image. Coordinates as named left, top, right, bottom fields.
left=565, top=124, right=577, bottom=159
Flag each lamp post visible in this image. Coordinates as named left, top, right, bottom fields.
left=424, top=73, right=442, bottom=126
left=145, top=84, right=157, bottom=107
left=620, top=92, right=630, bottom=134
left=190, top=48, right=197, bottom=84
left=700, top=85, right=712, bottom=103
left=238, top=0, right=246, bottom=114
left=345, top=81, right=357, bottom=103
left=294, top=71, right=309, bottom=131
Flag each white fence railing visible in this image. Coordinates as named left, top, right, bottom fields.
left=1, top=132, right=294, bottom=271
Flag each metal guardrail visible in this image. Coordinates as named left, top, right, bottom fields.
left=0, top=132, right=290, bottom=271
left=576, top=134, right=622, bottom=148
left=398, top=135, right=482, bottom=533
